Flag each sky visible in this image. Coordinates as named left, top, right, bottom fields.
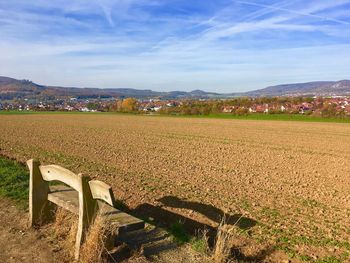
left=0, top=0, right=350, bottom=92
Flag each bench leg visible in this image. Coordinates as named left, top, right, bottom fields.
left=27, top=159, right=50, bottom=227
left=74, top=174, right=96, bottom=260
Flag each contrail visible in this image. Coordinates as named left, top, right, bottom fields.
left=241, top=0, right=297, bottom=21
left=235, top=0, right=350, bottom=25
left=96, top=0, right=115, bottom=27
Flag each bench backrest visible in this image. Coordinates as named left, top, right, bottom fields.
left=89, top=180, right=116, bottom=207
left=40, top=164, right=84, bottom=192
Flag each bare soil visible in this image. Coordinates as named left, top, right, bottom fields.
left=0, top=198, right=59, bottom=263
left=0, top=114, right=349, bottom=262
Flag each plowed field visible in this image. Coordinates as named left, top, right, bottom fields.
left=1, top=113, right=349, bottom=262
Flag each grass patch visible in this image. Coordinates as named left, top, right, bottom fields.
left=0, top=110, right=36, bottom=115
left=191, top=229, right=210, bottom=254
left=166, top=112, right=350, bottom=123
left=261, top=207, right=280, bottom=218
left=191, top=237, right=208, bottom=253
left=298, top=254, right=312, bottom=261
left=169, top=221, right=190, bottom=244
left=1, top=110, right=349, bottom=123
left=241, top=198, right=251, bottom=211
left=0, top=110, right=96, bottom=115
left=0, top=156, right=28, bottom=208
left=315, top=256, right=342, bottom=263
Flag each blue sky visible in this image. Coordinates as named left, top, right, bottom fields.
left=0, top=0, right=350, bottom=92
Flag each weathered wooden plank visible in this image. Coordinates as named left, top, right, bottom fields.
left=89, top=180, right=116, bottom=207
left=48, top=185, right=79, bottom=214
left=97, top=201, right=145, bottom=233
left=40, top=165, right=83, bottom=192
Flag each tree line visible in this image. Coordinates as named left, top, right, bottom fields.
left=108, top=97, right=349, bottom=118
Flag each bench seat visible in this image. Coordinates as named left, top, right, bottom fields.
left=48, top=185, right=144, bottom=232
left=48, top=185, right=79, bottom=214
left=97, top=201, right=145, bottom=232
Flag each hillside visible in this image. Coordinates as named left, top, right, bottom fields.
left=0, top=77, right=46, bottom=100
left=0, top=76, right=350, bottom=100
left=0, top=76, right=221, bottom=100
left=243, top=80, right=350, bottom=97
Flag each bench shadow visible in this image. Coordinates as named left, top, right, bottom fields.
left=108, top=197, right=273, bottom=262
left=232, top=245, right=276, bottom=262
left=158, top=196, right=257, bottom=230
left=108, top=202, right=215, bottom=262
left=110, top=226, right=176, bottom=261
left=133, top=203, right=217, bottom=236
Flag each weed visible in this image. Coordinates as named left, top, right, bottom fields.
left=315, top=256, right=341, bottom=263
left=241, top=199, right=251, bottom=210
left=284, top=248, right=297, bottom=259
left=261, top=207, right=280, bottom=218
left=299, top=254, right=312, bottom=261
left=191, top=238, right=208, bottom=254
left=302, top=198, right=322, bottom=208
left=170, top=221, right=190, bottom=244
left=191, top=229, right=209, bottom=254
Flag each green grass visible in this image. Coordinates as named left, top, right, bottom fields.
left=0, top=110, right=100, bottom=115
left=169, top=221, right=190, bottom=244
left=0, top=156, right=28, bottom=208
left=1, top=110, right=349, bottom=123
left=0, top=110, right=35, bottom=115
left=175, top=113, right=350, bottom=123
left=191, top=237, right=208, bottom=254
left=315, top=256, right=342, bottom=263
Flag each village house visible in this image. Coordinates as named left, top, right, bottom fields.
left=222, top=106, right=235, bottom=113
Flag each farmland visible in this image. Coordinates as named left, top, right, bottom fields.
left=1, top=113, right=350, bottom=262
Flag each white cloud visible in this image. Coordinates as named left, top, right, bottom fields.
left=0, top=0, right=349, bottom=92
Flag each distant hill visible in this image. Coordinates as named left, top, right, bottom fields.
left=0, top=76, right=349, bottom=100
left=0, top=76, right=46, bottom=100
left=242, top=80, right=350, bottom=97
left=0, top=76, right=221, bottom=100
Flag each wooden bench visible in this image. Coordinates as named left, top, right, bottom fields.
left=27, top=159, right=144, bottom=260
